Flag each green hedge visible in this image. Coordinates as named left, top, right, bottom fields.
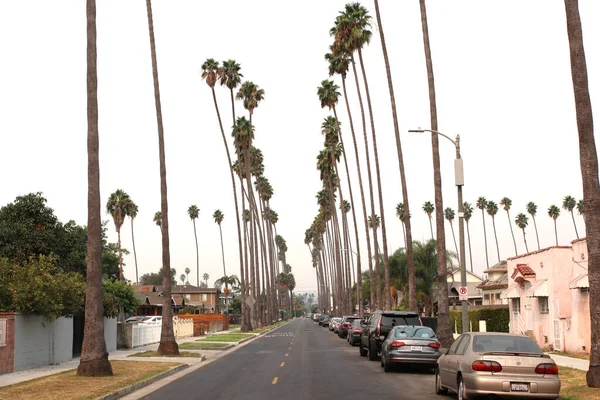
left=450, top=307, right=509, bottom=334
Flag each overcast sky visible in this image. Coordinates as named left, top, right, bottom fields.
left=0, top=1, right=598, bottom=294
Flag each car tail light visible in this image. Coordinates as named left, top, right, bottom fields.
left=390, top=341, right=405, bottom=348
left=353, top=329, right=361, bottom=333
left=472, top=360, right=502, bottom=373
left=535, top=363, right=559, bottom=375
left=428, top=342, right=441, bottom=349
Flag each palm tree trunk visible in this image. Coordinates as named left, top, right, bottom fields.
left=466, top=221, right=474, bottom=272
left=554, top=220, right=559, bottom=246
left=146, top=0, right=178, bottom=355
left=491, top=217, right=501, bottom=261
left=419, top=0, right=451, bottom=348
left=240, top=180, right=252, bottom=331
left=192, top=219, right=199, bottom=287
left=357, top=48, right=391, bottom=309
left=507, top=211, right=518, bottom=255
left=428, top=217, right=434, bottom=240
left=564, top=0, right=600, bottom=386
left=450, top=222, right=459, bottom=260
left=522, top=229, right=529, bottom=253
left=341, top=76, right=366, bottom=316
left=117, top=228, right=123, bottom=281
left=131, top=218, right=139, bottom=285
left=218, top=225, right=227, bottom=277
left=77, top=0, right=112, bottom=376
left=571, top=210, right=580, bottom=238
left=482, top=210, right=490, bottom=268
left=532, top=216, right=541, bottom=250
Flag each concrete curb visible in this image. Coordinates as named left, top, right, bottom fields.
left=98, top=364, right=190, bottom=400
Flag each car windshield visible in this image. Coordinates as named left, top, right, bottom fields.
left=352, top=320, right=362, bottom=327
left=381, top=315, right=420, bottom=327
left=473, top=335, right=543, bottom=353
left=393, top=326, right=435, bottom=339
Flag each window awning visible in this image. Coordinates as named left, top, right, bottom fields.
left=501, top=283, right=521, bottom=299
left=526, top=279, right=548, bottom=297
left=569, top=274, right=589, bottom=289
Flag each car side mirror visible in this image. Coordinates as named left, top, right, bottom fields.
left=439, top=348, right=449, bottom=355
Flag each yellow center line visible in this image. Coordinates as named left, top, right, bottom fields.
left=280, top=362, right=285, bottom=367
left=285, top=353, right=289, bottom=357
left=272, top=377, right=278, bottom=385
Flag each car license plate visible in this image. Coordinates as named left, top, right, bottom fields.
left=411, top=346, right=422, bottom=351
left=511, top=383, right=529, bottom=392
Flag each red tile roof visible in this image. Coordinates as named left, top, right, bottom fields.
left=511, top=264, right=536, bottom=279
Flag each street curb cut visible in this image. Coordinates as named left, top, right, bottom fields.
left=97, top=364, right=189, bottom=400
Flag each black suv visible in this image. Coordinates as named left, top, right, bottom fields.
left=359, top=310, right=422, bottom=361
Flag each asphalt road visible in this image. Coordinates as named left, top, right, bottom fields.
left=142, top=318, right=442, bottom=400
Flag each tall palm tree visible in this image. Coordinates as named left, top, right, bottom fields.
left=422, top=201, right=435, bottom=240
left=577, top=199, right=585, bottom=224
left=184, top=267, right=190, bottom=284
left=213, top=210, right=227, bottom=278
left=564, top=1, right=600, bottom=385
left=563, top=195, right=579, bottom=239
left=486, top=200, right=501, bottom=262
left=500, top=197, right=518, bottom=255
left=126, top=202, right=139, bottom=285
left=463, top=202, right=474, bottom=272
left=548, top=205, right=561, bottom=246
left=106, top=189, right=131, bottom=282
left=187, top=205, right=200, bottom=286
left=331, top=3, right=387, bottom=310
left=476, top=197, right=490, bottom=268
left=153, top=211, right=162, bottom=232
left=526, top=202, right=541, bottom=250
left=444, top=208, right=459, bottom=261
left=145, top=0, right=178, bottom=355
left=396, top=203, right=407, bottom=246
left=77, top=0, right=112, bottom=376
left=201, top=59, right=248, bottom=331
left=417, top=0, right=452, bottom=347
left=215, top=275, right=241, bottom=314
left=373, top=0, right=416, bottom=315
left=203, top=273, right=209, bottom=286
left=179, top=274, right=185, bottom=285
left=515, top=213, right=529, bottom=253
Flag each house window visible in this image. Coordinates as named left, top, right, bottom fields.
left=484, top=294, right=490, bottom=304
left=0, top=319, right=6, bottom=347
left=512, top=298, right=521, bottom=313
left=495, top=293, right=501, bottom=302
left=539, top=297, right=549, bottom=314
left=201, top=294, right=208, bottom=301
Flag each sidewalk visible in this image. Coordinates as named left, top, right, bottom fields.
left=547, top=353, right=589, bottom=371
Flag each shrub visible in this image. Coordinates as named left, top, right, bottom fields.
left=450, top=307, right=509, bottom=334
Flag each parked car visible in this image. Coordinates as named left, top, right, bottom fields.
left=312, top=313, right=321, bottom=322
left=320, top=315, right=331, bottom=327
left=360, top=310, right=421, bottom=361
left=380, top=325, right=441, bottom=372
left=330, top=317, right=342, bottom=332
left=138, top=316, right=162, bottom=325
left=125, top=316, right=146, bottom=323
left=435, top=332, right=560, bottom=400
left=347, top=318, right=363, bottom=346
left=338, top=316, right=361, bottom=338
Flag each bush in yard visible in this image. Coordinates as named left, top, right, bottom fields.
left=450, top=307, right=509, bottom=334
left=103, top=279, right=139, bottom=318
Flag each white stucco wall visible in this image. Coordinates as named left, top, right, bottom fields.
left=13, top=315, right=73, bottom=371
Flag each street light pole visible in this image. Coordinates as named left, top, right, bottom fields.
left=409, top=129, right=469, bottom=333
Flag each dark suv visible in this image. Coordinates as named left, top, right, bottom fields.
left=360, top=311, right=422, bottom=361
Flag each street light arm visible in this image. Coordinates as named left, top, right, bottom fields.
left=408, top=128, right=456, bottom=146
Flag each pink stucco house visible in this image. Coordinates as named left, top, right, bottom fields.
left=501, top=238, right=590, bottom=355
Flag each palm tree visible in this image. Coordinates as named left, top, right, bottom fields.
left=125, top=202, right=139, bottom=285
left=203, top=273, right=209, bottom=286
left=500, top=197, right=518, bottom=255
left=106, top=190, right=131, bottom=282
left=77, top=0, right=113, bottom=376
left=476, top=197, right=490, bottom=268
left=213, top=210, right=227, bottom=278
left=201, top=58, right=248, bottom=331
left=215, top=275, right=240, bottom=314
left=486, top=201, right=501, bottom=262
left=396, top=203, right=407, bottom=246
left=515, top=213, right=529, bottom=253
left=373, top=0, right=416, bottom=316
left=463, top=202, right=474, bottom=272
left=526, top=202, right=541, bottom=250
left=422, top=201, right=435, bottom=240
left=179, top=274, right=185, bottom=285
left=444, top=208, right=459, bottom=262
left=548, top=205, right=561, bottom=246
left=577, top=199, right=585, bottom=224
left=563, top=195, right=579, bottom=239
left=564, top=1, right=600, bottom=385
left=145, top=0, right=178, bottom=355
left=153, top=211, right=162, bottom=231
left=187, top=205, right=200, bottom=286
left=184, top=267, right=190, bottom=284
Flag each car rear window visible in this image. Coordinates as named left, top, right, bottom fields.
left=473, top=335, right=543, bottom=353
left=381, top=315, right=421, bottom=327
left=394, top=326, right=435, bottom=339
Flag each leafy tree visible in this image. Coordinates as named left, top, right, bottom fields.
left=562, top=195, right=579, bottom=239
left=526, top=202, right=541, bottom=250
left=139, top=268, right=176, bottom=286
left=102, top=280, right=139, bottom=318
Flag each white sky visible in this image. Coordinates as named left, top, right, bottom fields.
left=0, top=1, right=598, bottom=293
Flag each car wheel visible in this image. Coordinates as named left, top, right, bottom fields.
left=383, top=359, right=392, bottom=373
left=457, top=376, right=468, bottom=400
left=368, top=342, right=379, bottom=361
left=359, top=342, right=368, bottom=357
left=435, top=368, right=448, bottom=395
